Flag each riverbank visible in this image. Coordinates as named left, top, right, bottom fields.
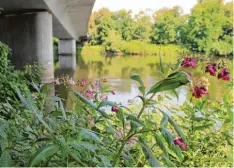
left=81, top=41, right=189, bottom=56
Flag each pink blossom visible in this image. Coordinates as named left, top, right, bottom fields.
left=193, top=86, right=209, bottom=98
left=69, top=77, right=76, bottom=86
left=218, top=68, right=230, bottom=81
left=81, top=78, right=88, bottom=85
left=103, top=96, right=108, bottom=101
left=174, top=137, right=187, bottom=150
left=205, top=63, right=216, bottom=76
left=111, top=106, right=119, bottom=113
left=95, top=80, right=100, bottom=86
left=111, top=91, right=115, bottom=95
left=181, top=58, right=197, bottom=68
left=85, top=90, right=95, bottom=99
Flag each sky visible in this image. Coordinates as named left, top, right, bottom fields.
left=93, top=0, right=232, bottom=14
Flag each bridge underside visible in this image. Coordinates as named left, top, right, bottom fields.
left=0, top=0, right=95, bottom=82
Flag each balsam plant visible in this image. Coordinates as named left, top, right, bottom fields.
left=71, top=57, right=192, bottom=167
left=0, top=41, right=232, bottom=167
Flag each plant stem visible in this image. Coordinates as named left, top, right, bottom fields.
left=113, top=141, right=126, bottom=166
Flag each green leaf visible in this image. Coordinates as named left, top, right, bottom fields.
left=70, top=141, right=99, bottom=154
left=50, top=96, right=67, bottom=120
left=126, top=115, right=144, bottom=131
left=59, top=137, right=68, bottom=160
left=190, top=116, right=210, bottom=122
left=147, top=71, right=191, bottom=95
left=160, top=115, right=168, bottom=128
left=130, top=73, right=145, bottom=94
left=159, top=55, right=164, bottom=74
left=98, top=100, right=116, bottom=109
left=175, top=58, right=183, bottom=70
left=171, top=144, right=184, bottom=162
left=29, top=145, right=59, bottom=166
left=97, top=155, right=112, bottom=167
left=0, top=124, right=8, bottom=140
left=116, top=108, right=125, bottom=126
left=194, top=124, right=213, bottom=131
left=79, top=129, right=101, bottom=143
left=138, top=137, right=161, bottom=167
left=167, top=116, right=186, bottom=142
left=160, top=128, right=174, bottom=148
left=0, top=150, right=13, bottom=167
left=138, top=86, right=145, bottom=95
left=159, top=108, right=186, bottom=141
left=14, top=86, right=53, bottom=134
left=73, top=91, right=110, bottom=119
left=162, top=155, right=176, bottom=167
left=130, top=120, right=143, bottom=131
left=153, top=133, right=169, bottom=157
left=130, top=73, right=144, bottom=87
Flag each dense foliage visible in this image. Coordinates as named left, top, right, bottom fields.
left=88, top=0, right=233, bottom=56
left=0, top=41, right=232, bottom=166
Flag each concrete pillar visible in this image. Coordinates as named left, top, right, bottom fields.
left=58, top=39, right=76, bottom=70
left=0, top=12, right=54, bottom=83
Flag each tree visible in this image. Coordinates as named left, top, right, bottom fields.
left=88, top=8, right=115, bottom=45
left=182, top=0, right=233, bottom=55
left=151, top=6, right=183, bottom=44
left=133, top=10, right=152, bottom=42
left=113, top=9, right=136, bottom=41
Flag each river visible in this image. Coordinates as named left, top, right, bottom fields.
left=55, top=54, right=232, bottom=108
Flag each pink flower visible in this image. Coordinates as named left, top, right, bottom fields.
left=69, top=77, right=76, bottom=86
left=111, top=91, right=115, bottom=95
left=81, top=78, right=88, bottom=85
left=95, top=80, right=100, bottom=86
left=111, top=106, right=119, bottom=113
left=85, top=90, right=95, bottom=99
left=218, top=68, right=230, bottom=81
left=205, top=63, right=216, bottom=76
left=193, top=86, right=209, bottom=98
left=103, top=96, right=108, bottom=101
left=174, top=137, right=187, bottom=150
left=181, top=58, right=197, bottom=68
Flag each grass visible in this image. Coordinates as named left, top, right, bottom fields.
left=81, top=40, right=189, bottom=56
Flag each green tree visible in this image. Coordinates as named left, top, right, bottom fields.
left=151, top=6, right=183, bottom=44
left=182, top=0, right=233, bottom=55
left=113, top=9, right=136, bottom=41
left=133, top=10, right=152, bottom=42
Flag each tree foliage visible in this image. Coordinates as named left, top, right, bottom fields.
left=88, top=0, right=233, bottom=56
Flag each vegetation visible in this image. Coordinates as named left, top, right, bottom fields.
left=0, top=41, right=232, bottom=167
left=87, top=0, right=233, bottom=56
left=81, top=42, right=189, bottom=56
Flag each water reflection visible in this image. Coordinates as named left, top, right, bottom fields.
left=55, top=54, right=232, bottom=107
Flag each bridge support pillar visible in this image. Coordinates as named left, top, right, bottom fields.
left=0, top=12, right=54, bottom=83
left=58, top=39, right=76, bottom=70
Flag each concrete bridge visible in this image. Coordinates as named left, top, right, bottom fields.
left=0, top=0, right=95, bottom=83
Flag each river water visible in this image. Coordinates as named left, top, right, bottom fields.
left=55, top=54, right=232, bottom=107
